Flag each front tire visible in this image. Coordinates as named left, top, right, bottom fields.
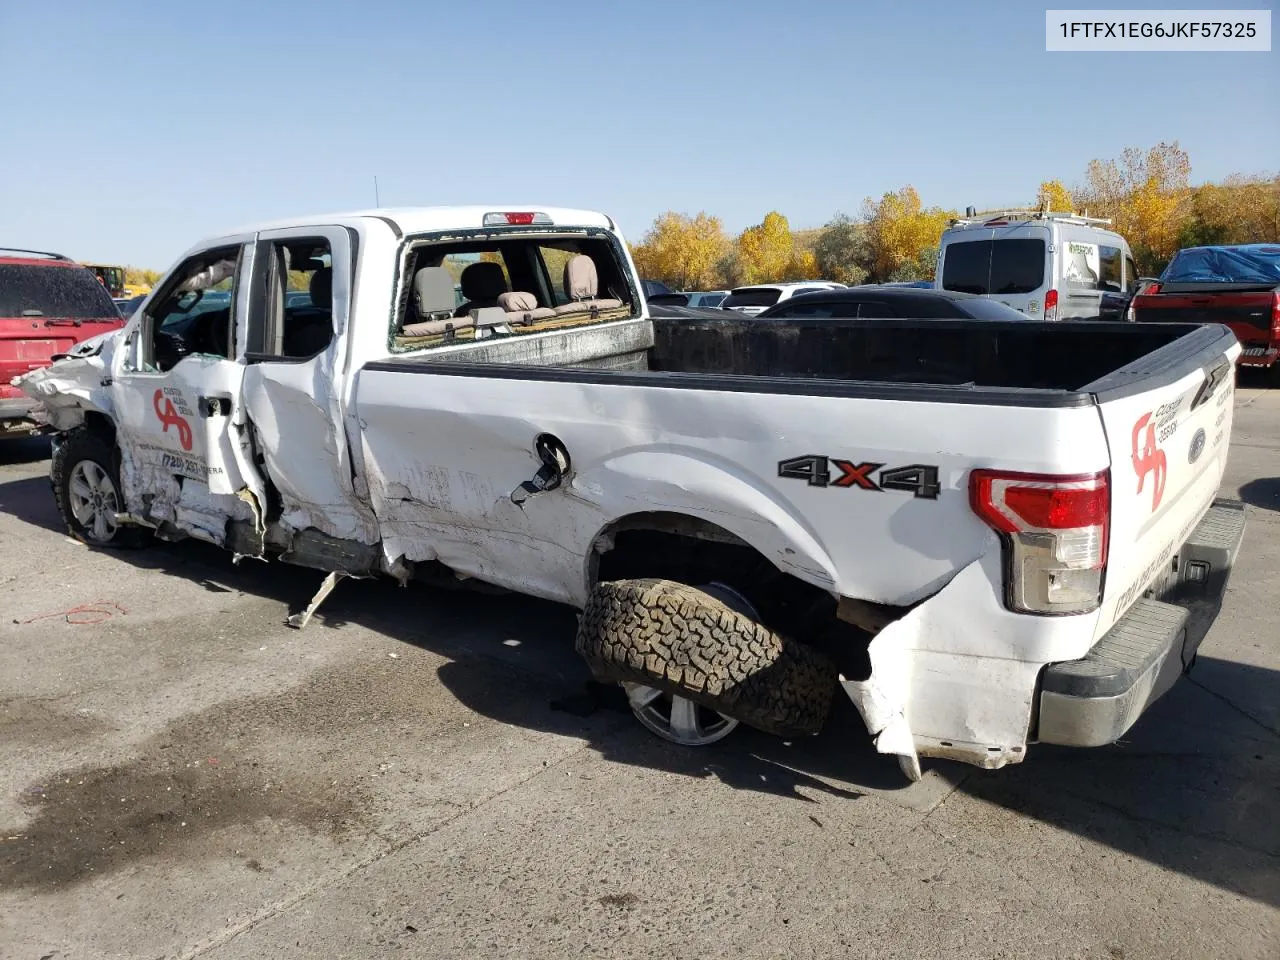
left=52, top=428, right=150, bottom=548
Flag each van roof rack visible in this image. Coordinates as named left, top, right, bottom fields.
left=948, top=210, right=1113, bottom=228
left=0, top=247, right=73, bottom=261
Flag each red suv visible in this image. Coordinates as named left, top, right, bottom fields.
left=1, top=249, right=125, bottom=437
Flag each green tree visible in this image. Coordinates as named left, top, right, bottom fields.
left=813, top=213, right=870, bottom=285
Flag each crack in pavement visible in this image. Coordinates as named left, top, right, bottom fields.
left=1187, top=677, right=1280, bottom=740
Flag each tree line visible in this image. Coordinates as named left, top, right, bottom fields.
left=630, top=142, right=1279, bottom=290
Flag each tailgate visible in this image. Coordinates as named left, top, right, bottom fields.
left=1092, top=330, right=1241, bottom=637
left=1134, top=287, right=1276, bottom=340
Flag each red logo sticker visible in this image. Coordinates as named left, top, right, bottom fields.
left=1131, top=411, right=1167, bottom=512
left=153, top=389, right=193, bottom=451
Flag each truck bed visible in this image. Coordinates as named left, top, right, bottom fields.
left=384, top=314, right=1232, bottom=406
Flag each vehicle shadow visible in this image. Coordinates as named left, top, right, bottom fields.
left=0, top=475, right=65, bottom=535
left=2, top=467, right=1274, bottom=905
left=1239, top=477, right=1280, bottom=511
left=0, top=435, right=51, bottom=466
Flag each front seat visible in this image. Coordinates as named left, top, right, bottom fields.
left=282, top=267, right=334, bottom=358
left=454, top=261, right=508, bottom=317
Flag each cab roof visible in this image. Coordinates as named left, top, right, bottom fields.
left=213, top=206, right=616, bottom=241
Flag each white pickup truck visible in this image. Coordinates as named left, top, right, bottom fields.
left=17, top=206, right=1246, bottom=779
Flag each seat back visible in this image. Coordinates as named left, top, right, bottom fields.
left=554, top=255, right=624, bottom=316
left=455, top=261, right=508, bottom=316
left=402, top=266, right=474, bottom=338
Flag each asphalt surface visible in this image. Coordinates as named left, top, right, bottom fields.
left=1, top=379, right=1277, bottom=960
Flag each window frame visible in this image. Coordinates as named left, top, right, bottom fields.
left=128, top=242, right=246, bottom=373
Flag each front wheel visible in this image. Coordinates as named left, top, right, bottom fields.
left=52, top=428, right=150, bottom=548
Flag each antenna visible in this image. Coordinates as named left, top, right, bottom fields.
left=373, top=176, right=381, bottom=207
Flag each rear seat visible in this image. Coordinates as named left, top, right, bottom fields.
left=553, top=255, right=624, bottom=317
left=497, top=291, right=555, bottom=325
left=402, top=266, right=473, bottom=338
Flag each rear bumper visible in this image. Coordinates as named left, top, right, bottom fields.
left=0, top=396, right=38, bottom=434
left=1037, top=498, right=1246, bottom=747
left=1238, top=345, right=1279, bottom=367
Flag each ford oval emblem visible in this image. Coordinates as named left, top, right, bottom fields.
left=1188, top=427, right=1207, bottom=464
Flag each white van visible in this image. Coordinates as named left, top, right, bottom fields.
left=935, top=212, right=1140, bottom=321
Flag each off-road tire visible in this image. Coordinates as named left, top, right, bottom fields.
left=575, top=578, right=837, bottom=737
left=52, top=428, right=151, bottom=548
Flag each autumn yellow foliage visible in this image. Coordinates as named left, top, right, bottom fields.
left=1036, top=179, right=1074, bottom=213
left=630, top=212, right=731, bottom=290
left=861, top=187, right=955, bottom=281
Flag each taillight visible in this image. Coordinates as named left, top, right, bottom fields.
left=970, top=470, right=1110, bottom=615
left=1143, top=282, right=1162, bottom=296
left=1044, top=288, right=1058, bottom=321
left=1271, top=291, right=1280, bottom=338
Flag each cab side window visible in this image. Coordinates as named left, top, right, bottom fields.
left=133, top=245, right=242, bottom=373
left=248, top=238, right=334, bottom=361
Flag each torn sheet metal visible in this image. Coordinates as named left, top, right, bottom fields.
left=840, top=554, right=1092, bottom=774
left=287, top=570, right=346, bottom=629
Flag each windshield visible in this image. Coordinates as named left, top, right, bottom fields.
left=1162, top=246, right=1280, bottom=284
left=941, top=238, right=1046, bottom=295
left=0, top=264, right=120, bottom=318
left=722, top=287, right=782, bottom=308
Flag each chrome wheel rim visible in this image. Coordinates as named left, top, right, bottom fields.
left=624, top=682, right=740, bottom=746
left=622, top=581, right=759, bottom=748
left=68, top=460, right=120, bottom=543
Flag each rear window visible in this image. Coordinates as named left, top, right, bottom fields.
left=941, top=239, right=1045, bottom=295
left=0, top=264, right=119, bottom=319
left=956, top=298, right=1031, bottom=321
left=1162, top=246, right=1280, bottom=284
left=722, top=287, right=782, bottom=308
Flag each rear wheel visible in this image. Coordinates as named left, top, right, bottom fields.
left=52, top=428, right=150, bottom=548
left=575, top=577, right=836, bottom=741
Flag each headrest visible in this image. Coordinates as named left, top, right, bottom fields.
left=563, top=255, right=598, bottom=301
left=413, top=266, right=456, bottom=318
left=497, top=291, right=538, bottom=312
left=460, top=261, right=507, bottom=301
left=309, top=267, right=332, bottom=309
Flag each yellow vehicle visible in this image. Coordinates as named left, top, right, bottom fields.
left=81, top=263, right=127, bottom=298
left=80, top=263, right=152, bottom=299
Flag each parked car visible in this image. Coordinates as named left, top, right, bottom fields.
left=646, top=292, right=690, bottom=307
left=1132, top=244, right=1280, bottom=374
left=18, top=205, right=1245, bottom=780
left=116, top=294, right=147, bottom=317
left=756, top=285, right=1031, bottom=321
left=877, top=280, right=934, bottom=289
left=937, top=211, right=1141, bottom=320
left=685, top=290, right=729, bottom=308
left=721, top=281, right=846, bottom=316
left=1, top=248, right=125, bottom=437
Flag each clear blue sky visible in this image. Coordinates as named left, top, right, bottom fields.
left=2, top=0, right=1276, bottom=269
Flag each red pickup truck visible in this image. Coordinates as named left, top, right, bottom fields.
left=1, top=249, right=125, bottom=437
left=1132, top=244, right=1280, bottom=375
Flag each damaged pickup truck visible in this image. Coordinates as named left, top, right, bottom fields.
left=17, top=206, right=1247, bottom=779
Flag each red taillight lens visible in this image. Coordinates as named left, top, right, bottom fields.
left=1004, top=484, right=1109, bottom=530
left=503, top=212, right=535, bottom=224
left=1044, top=288, right=1059, bottom=321
left=1271, top=292, right=1280, bottom=338
left=971, top=470, right=1110, bottom=614
left=1144, top=282, right=1162, bottom=297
